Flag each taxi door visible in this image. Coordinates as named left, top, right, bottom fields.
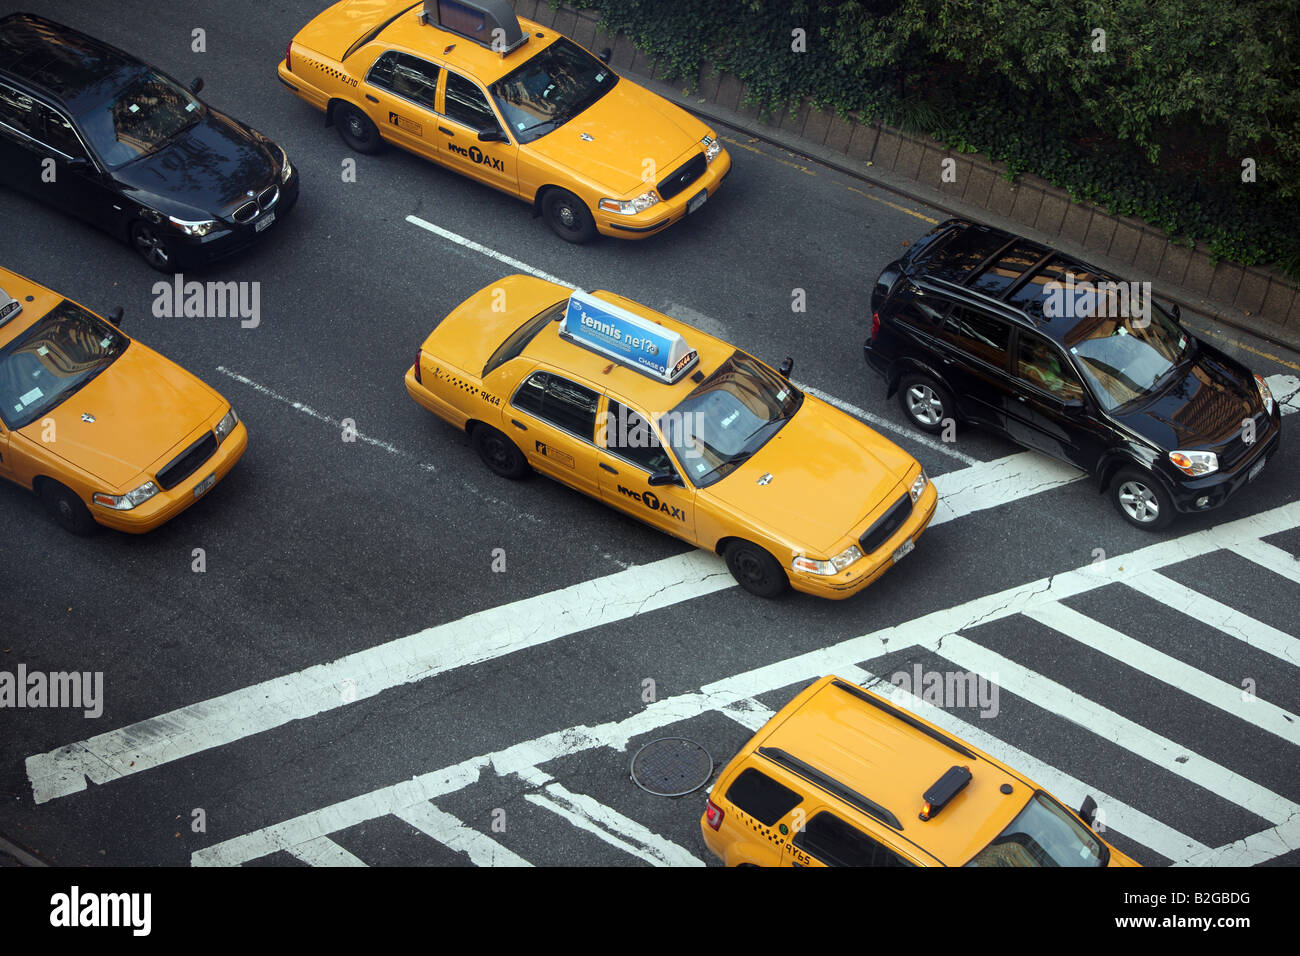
left=361, top=50, right=443, bottom=161
left=0, top=420, right=14, bottom=487
left=595, top=398, right=696, bottom=543
left=506, top=369, right=601, bottom=496
left=435, top=69, right=518, bottom=194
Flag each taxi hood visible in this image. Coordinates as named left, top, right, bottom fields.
left=19, top=343, right=223, bottom=489
left=703, top=396, right=918, bottom=554
left=526, top=81, right=708, bottom=196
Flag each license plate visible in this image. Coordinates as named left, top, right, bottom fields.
left=687, top=190, right=707, bottom=214
left=255, top=211, right=276, bottom=232
left=892, top=538, right=915, bottom=563
left=1248, top=456, right=1267, bottom=482
left=193, top=472, right=217, bottom=499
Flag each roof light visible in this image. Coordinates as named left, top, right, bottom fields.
left=0, top=288, right=21, bottom=326
left=918, top=765, right=972, bottom=821
left=559, top=291, right=698, bottom=384
left=419, top=0, right=527, bottom=53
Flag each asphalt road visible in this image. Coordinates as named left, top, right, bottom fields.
left=1, top=0, right=1298, bottom=870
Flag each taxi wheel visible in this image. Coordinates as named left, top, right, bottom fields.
left=130, top=221, right=174, bottom=273
left=39, top=481, right=97, bottom=536
left=1110, top=468, right=1175, bottom=531
left=472, top=425, right=529, bottom=479
left=897, top=373, right=952, bottom=435
left=335, top=103, right=384, bottom=155
left=724, top=541, right=788, bottom=599
left=542, top=189, right=597, bottom=243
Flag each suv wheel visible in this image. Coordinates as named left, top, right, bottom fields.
left=724, top=541, right=788, bottom=598
left=898, top=373, right=952, bottom=434
left=1110, top=468, right=1175, bottom=530
left=471, top=425, right=529, bottom=479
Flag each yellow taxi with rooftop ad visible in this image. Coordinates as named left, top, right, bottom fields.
left=701, top=674, right=1141, bottom=866
left=404, top=274, right=938, bottom=599
left=0, top=267, right=246, bottom=534
left=278, top=0, right=730, bottom=242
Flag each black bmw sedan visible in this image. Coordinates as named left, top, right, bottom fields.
left=0, top=13, right=298, bottom=272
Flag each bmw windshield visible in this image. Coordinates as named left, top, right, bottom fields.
left=490, top=37, right=617, bottom=144
left=965, top=791, right=1107, bottom=867
left=78, top=70, right=203, bottom=168
left=661, top=351, right=802, bottom=488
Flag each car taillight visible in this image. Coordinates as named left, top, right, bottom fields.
left=413, top=350, right=422, bottom=384
left=704, top=798, right=724, bottom=830
left=285, top=40, right=292, bottom=72
left=871, top=311, right=880, bottom=339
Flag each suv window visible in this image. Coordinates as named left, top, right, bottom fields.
left=368, top=51, right=440, bottom=110
left=602, top=400, right=675, bottom=474
left=0, top=81, right=40, bottom=139
left=1016, top=331, right=1084, bottom=400
left=444, top=70, right=498, bottom=130
left=511, top=371, right=598, bottom=439
left=793, top=811, right=914, bottom=867
left=724, top=768, right=803, bottom=826
left=942, top=306, right=1010, bottom=367
left=894, top=284, right=949, bottom=328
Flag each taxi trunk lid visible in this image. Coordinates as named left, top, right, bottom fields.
left=421, top=275, right=570, bottom=376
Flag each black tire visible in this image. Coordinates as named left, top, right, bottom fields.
left=471, top=425, right=529, bottom=479
left=130, top=220, right=175, bottom=273
left=897, top=373, right=953, bottom=435
left=335, top=102, right=384, bottom=154
left=40, top=481, right=97, bottom=536
left=1110, top=468, right=1175, bottom=531
left=724, top=541, right=788, bottom=599
left=542, top=188, right=597, bottom=243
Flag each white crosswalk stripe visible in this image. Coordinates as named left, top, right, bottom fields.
left=394, top=802, right=532, bottom=867
left=286, top=836, right=368, bottom=867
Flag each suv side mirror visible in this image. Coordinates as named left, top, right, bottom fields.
left=647, top=469, right=681, bottom=487
left=189, top=77, right=204, bottom=94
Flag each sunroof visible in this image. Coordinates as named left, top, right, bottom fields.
left=1006, top=255, right=1103, bottom=323
left=918, top=227, right=1012, bottom=284
left=968, top=240, right=1049, bottom=298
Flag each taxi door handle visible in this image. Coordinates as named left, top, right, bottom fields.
left=510, top=419, right=527, bottom=431
left=600, top=462, right=618, bottom=474
left=365, top=94, right=379, bottom=103
left=438, top=126, right=454, bottom=136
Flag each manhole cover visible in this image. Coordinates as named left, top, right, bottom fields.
left=629, top=737, right=713, bottom=797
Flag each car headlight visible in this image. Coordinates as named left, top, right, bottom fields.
left=168, top=216, right=217, bottom=236
left=909, top=468, right=929, bottom=503
left=214, top=407, right=239, bottom=444
left=1254, top=373, right=1274, bottom=416
left=599, top=191, right=660, bottom=215
left=792, top=545, right=863, bottom=576
left=1169, top=450, right=1218, bottom=477
left=279, top=146, right=293, bottom=184
left=92, top=481, right=160, bottom=511
left=702, top=135, right=721, bottom=163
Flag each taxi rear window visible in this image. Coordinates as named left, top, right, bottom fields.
left=482, top=300, right=564, bottom=377
left=724, top=768, right=802, bottom=826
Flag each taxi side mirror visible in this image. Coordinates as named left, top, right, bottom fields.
left=1169, top=302, right=1181, bottom=322
left=647, top=469, right=681, bottom=487
left=108, top=306, right=124, bottom=327
left=597, top=47, right=612, bottom=64
left=478, top=127, right=508, bottom=143
left=189, top=77, right=204, bottom=94
left=777, top=357, right=794, bottom=379
left=1078, top=795, right=1098, bottom=828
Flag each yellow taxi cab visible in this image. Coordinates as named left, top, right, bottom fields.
left=404, top=274, right=938, bottom=599
left=278, top=0, right=731, bottom=241
left=0, top=268, right=247, bottom=534
left=701, top=675, right=1141, bottom=866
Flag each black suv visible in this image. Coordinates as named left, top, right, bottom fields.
left=864, top=219, right=1280, bottom=530
left=0, top=13, right=298, bottom=271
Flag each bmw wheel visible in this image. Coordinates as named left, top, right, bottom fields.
left=130, top=220, right=174, bottom=273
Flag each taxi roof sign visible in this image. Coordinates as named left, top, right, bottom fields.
left=0, top=287, right=21, bottom=328
left=560, top=291, right=698, bottom=384
left=420, top=0, right=527, bottom=53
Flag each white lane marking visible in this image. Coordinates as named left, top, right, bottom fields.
left=721, top=699, right=776, bottom=733
left=286, top=836, right=368, bottom=867
left=394, top=801, right=532, bottom=867
left=406, top=215, right=580, bottom=289
left=933, top=451, right=1082, bottom=523
left=515, top=773, right=703, bottom=867
left=194, top=502, right=1300, bottom=865
left=26, top=550, right=733, bottom=805
left=799, top=382, right=979, bottom=466
left=936, top=633, right=1299, bottom=826
left=1174, top=816, right=1300, bottom=867
left=1128, top=570, right=1299, bottom=665
left=1265, top=373, right=1300, bottom=416
left=1024, top=601, right=1300, bottom=745
left=29, top=439, right=1104, bottom=804
left=1228, top=539, right=1300, bottom=585
left=836, top=664, right=1209, bottom=861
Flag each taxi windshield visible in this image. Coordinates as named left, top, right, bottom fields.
left=489, top=37, right=617, bottom=144
left=1066, top=302, right=1190, bottom=412
left=661, top=351, right=802, bottom=488
left=0, top=300, right=127, bottom=430
left=965, top=791, right=1107, bottom=867
left=77, top=70, right=203, bottom=168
